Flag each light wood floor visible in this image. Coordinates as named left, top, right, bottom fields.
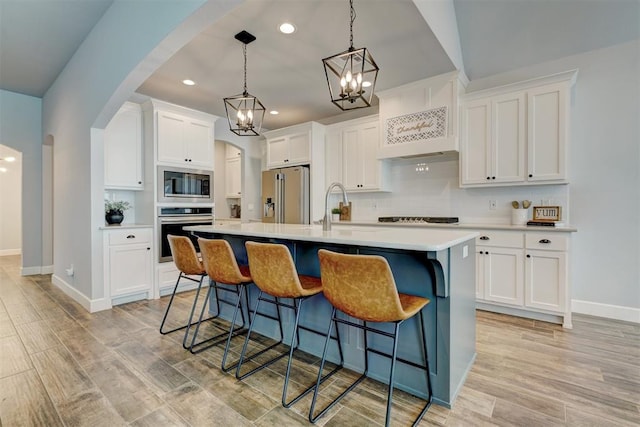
left=1, top=255, right=638, bottom=426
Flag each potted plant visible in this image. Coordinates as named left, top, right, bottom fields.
left=104, top=199, right=131, bottom=225
left=331, top=208, right=341, bottom=222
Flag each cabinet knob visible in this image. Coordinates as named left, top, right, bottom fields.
left=479, top=251, right=484, bottom=254
left=126, top=235, right=135, bottom=239
left=188, top=159, right=192, bottom=162
left=486, top=176, right=490, bottom=180
left=185, top=158, right=188, bottom=162
left=479, top=236, right=490, bottom=240
left=529, top=174, right=533, bottom=178
left=485, top=251, right=489, bottom=255
left=539, top=239, right=551, bottom=244
left=526, top=254, right=531, bottom=258
left=138, top=181, right=142, bottom=184
left=492, top=176, right=496, bottom=180
left=147, top=247, right=150, bottom=250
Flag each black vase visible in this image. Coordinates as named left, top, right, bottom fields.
left=105, top=210, right=124, bottom=225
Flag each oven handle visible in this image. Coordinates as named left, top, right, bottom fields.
left=158, top=216, right=213, bottom=223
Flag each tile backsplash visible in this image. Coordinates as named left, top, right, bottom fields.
left=332, top=156, right=569, bottom=224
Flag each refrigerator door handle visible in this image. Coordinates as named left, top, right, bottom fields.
left=275, top=173, right=285, bottom=223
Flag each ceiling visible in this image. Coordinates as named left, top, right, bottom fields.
left=1, top=0, right=638, bottom=130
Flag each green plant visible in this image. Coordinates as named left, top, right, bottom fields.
left=331, top=208, right=341, bottom=215
left=105, top=199, right=131, bottom=214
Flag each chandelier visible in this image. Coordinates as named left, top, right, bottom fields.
left=224, top=31, right=266, bottom=136
left=322, top=0, right=379, bottom=111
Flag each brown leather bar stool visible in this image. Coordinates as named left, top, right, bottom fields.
left=237, top=241, right=343, bottom=408
left=311, top=249, right=433, bottom=427
left=159, top=235, right=209, bottom=336
left=188, top=238, right=253, bottom=371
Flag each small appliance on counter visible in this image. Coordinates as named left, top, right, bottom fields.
left=378, top=216, right=459, bottom=224
left=230, top=203, right=241, bottom=219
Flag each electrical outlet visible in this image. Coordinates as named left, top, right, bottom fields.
left=489, top=200, right=497, bottom=210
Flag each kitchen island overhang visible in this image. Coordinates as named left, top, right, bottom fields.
left=186, top=222, right=478, bottom=408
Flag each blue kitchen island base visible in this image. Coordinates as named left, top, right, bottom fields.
left=189, top=224, right=477, bottom=408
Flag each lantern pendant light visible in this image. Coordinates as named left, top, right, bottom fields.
left=322, top=0, right=379, bottom=111
left=224, top=30, right=266, bottom=136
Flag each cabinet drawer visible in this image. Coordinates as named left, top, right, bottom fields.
left=525, top=232, right=568, bottom=251
left=108, top=229, right=152, bottom=246
left=476, top=230, right=524, bottom=248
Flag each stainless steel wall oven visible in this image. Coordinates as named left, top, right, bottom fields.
left=157, top=207, right=213, bottom=262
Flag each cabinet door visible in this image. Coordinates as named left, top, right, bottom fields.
left=184, top=119, right=213, bottom=168
left=226, top=144, right=241, bottom=160
left=157, top=111, right=186, bottom=165
left=104, top=104, right=143, bottom=189
left=342, top=127, right=361, bottom=190
left=325, top=128, right=343, bottom=187
left=492, top=93, right=525, bottom=183
left=267, top=136, right=289, bottom=167
left=360, top=121, right=381, bottom=190
left=225, top=157, right=242, bottom=197
left=287, top=132, right=311, bottom=165
left=525, top=250, right=566, bottom=313
left=461, top=99, right=491, bottom=185
left=527, top=83, right=567, bottom=182
left=109, top=244, right=152, bottom=297
left=484, top=247, right=523, bottom=306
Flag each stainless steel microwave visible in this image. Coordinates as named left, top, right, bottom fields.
left=157, top=166, right=213, bottom=203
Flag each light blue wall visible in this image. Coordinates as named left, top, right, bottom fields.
left=0, top=90, right=42, bottom=270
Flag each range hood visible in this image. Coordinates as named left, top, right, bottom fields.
left=377, top=71, right=464, bottom=159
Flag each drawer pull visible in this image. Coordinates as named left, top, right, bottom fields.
left=479, top=236, right=490, bottom=241
left=539, top=239, right=551, bottom=244
left=126, top=235, right=136, bottom=239
left=527, top=254, right=531, bottom=258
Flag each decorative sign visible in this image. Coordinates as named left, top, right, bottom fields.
left=385, top=106, right=447, bottom=145
left=532, top=206, right=562, bottom=221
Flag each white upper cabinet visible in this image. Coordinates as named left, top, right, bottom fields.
left=104, top=102, right=143, bottom=190
left=527, top=83, right=568, bottom=182
left=265, top=130, right=311, bottom=169
left=325, top=115, right=389, bottom=192
left=460, top=70, right=576, bottom=187
left=157, top=110, right=214, bottom=169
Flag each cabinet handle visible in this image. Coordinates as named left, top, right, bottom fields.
left=479, top=251, right=484, bottom=254
left=479, top=236, right=490, bottom=240
left=485, top=251, right=489, bottom=255
left=492, top=176, right=496, bottom=180
left=138, top=181, right=142, bottom=184
left=126, top=235, right=135, bottom=239
left=526, top=254, right=531, bottom=258
left=539, top=239, right=551, bottom=244
left=529, top=174, right=533, bottom=178
left=188, top=159, right=192, bottom=162
left=147, top=247, right=150, bottom=250
left=486, top=176, right=490, bottom=180
left=185, top=158, right=188, bottom=162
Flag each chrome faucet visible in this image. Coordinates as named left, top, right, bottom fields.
left=323, top=182, right=349, bottom=231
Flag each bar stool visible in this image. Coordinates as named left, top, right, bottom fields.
left=159, top=235, right=209, bottom=336
left=187, top=238, right=252, bottom=371
left=311, top=249, right=433, bottom=427
left=237, top=241, right=343, bottom=408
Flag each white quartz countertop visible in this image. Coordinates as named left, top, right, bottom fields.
left=185, top=222, right=478, bottom=252
left=99, top=223, right=153, bottom=230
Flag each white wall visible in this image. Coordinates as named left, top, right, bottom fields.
left=0, top=145, right=22, bottom=255
left=346, top=41, right=640, bottom=317
left=41, top=0, right=244, bottom=307
left=0, top=90, right=42, bottom=271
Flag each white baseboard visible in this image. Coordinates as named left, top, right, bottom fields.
left=20, top=264, right=54, bottom=276
left=572, top=299, right=640, bottom=324
left=0, top=249, right=21, bottom=256
left=51, top=274, right=111, bottom=313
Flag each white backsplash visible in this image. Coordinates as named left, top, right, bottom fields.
left=104, top=190, right=138, bottom=224
left=332, top=156, right=569, bottom=224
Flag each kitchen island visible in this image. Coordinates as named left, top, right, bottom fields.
left=186, top=222, right=478, bottom=408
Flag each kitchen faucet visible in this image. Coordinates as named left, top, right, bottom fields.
left=323, top=182, right=349, bottom=231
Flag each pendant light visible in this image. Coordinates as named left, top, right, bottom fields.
left=322, top=0, right=379, bottom=111
left=224, top=31, right=266, bottom=136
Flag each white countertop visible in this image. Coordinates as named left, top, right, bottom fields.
left=185, top=222, right=478, bottom=252
left=99, top=223, right=153, bottom=230
left=332, top=220, right=577, bottom=233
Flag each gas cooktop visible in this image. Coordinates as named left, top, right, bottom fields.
left=378, top=216, right=459, bottom=224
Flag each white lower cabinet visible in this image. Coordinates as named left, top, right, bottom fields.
left=104, top=228, right=153, bottom=303
left=475, top=229, right=571, bottom=328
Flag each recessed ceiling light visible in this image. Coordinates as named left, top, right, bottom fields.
left=362, top=81, right=372, bottom=88
left=279, top=23, right=296, bottom=34
left=0, top=156, right=16, bottom=162
left=270, top=110, right=279, bottom=115
left=182, top=79, right=196, bottom=86
left=0, top=167, right=7, bottom=173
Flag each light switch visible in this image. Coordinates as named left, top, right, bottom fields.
left=462, top=245, right=468, bottom=258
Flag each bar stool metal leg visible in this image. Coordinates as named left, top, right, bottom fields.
left=160, top=272, right=208, bottom=335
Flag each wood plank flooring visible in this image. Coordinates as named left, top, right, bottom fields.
left=0, top=254, right=638, bottom=426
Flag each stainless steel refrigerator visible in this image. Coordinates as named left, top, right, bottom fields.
left=262, top=166, right=310, bottom=224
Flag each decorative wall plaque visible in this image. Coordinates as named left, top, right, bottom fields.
left=385, top=106, right=447, bottom=145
